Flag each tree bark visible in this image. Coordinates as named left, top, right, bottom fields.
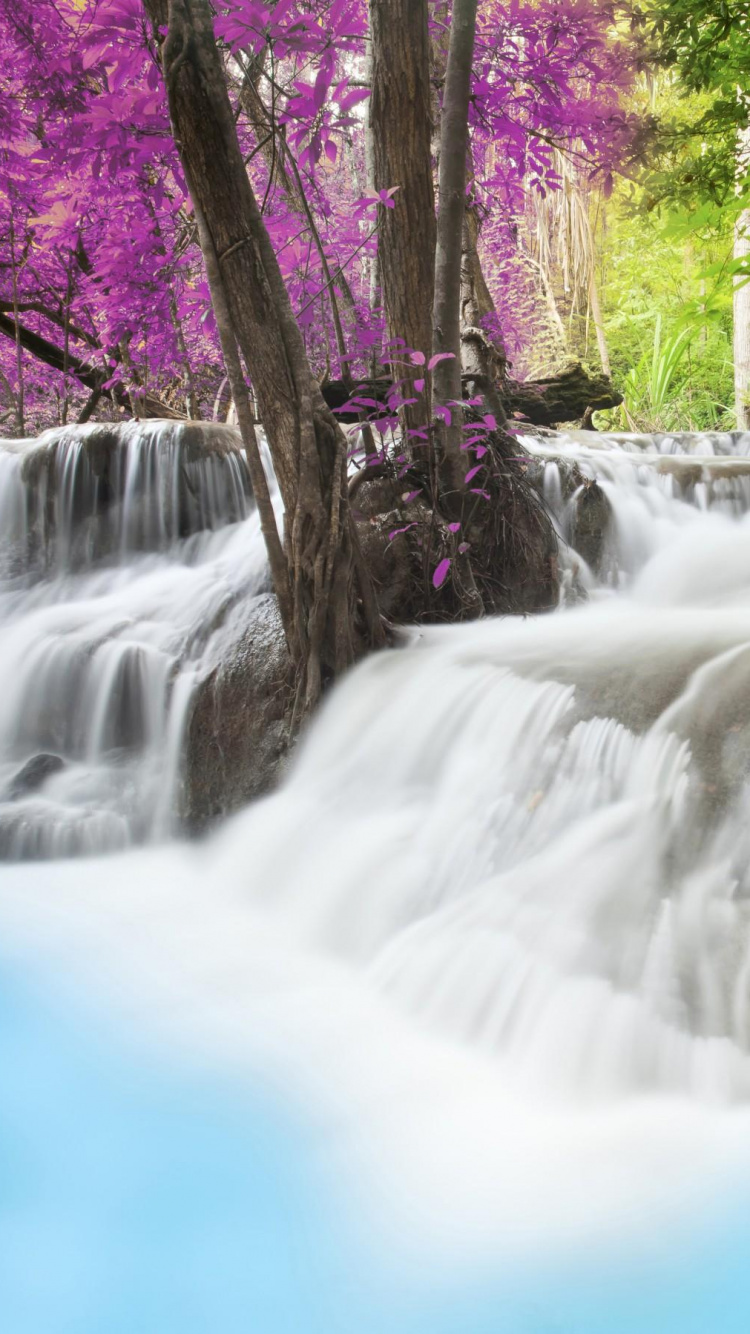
left=143, top=0, right=382, bottom=708
left=734, top=120, right=750, bottom=429
left=363, top=37, right=381, bottom=357
left=459, top=187, right=509, bottom=428
left=460, top=202, right=507, bottom=365
left=734, top=206, right=750, bottom=429
left=9, top=219, right=25, bottom=435
left=432, top=0, right=478, bottom=491
left=369, top=0, right=436, bottom=424
left=191, top=195, right=294, bottom=645
left=588, top=261, right=611, bottom=378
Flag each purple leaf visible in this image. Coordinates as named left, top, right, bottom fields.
left=447, top=521, right=461, bottom=532
left=427, top=352, right=455, bottom=370
left=388, top=523, right=418, bottom=542
left=432, top=557, right=451, bottom=589
left=465, top=465, right=483, bottom=483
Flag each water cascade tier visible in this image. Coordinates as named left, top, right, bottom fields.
left=203, top=426, right=750, bottom=1102
left=4, top=422, right=750, bottom=869
left=0, top=420, right=271, bottom=858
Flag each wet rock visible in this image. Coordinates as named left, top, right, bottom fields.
left=7, top=752, right=65, bottom=799
left=569, top=479, right=613, bottom=574
left=180, top=593, right=291, bottom=831
left=3, top=420, right=252, bottom=571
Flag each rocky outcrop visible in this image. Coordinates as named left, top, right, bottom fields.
left=3, top=420, right=252, bottom=570
left=180, top=593, right=292, bottom=831
left=569, top=478, right=613, bottom=575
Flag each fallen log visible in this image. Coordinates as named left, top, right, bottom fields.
left=506, top=363, right=622, bottom=427
left=321, top=360, right=622, bottom=428
left=0, top=312, right=186, bottom=421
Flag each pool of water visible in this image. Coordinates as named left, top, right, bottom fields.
left=2, top=951, right=750, bottom=1334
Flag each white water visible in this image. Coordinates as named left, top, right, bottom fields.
left=0, top=421, right=273, bottom=856
left=3, top=423, right=750, bottom=1273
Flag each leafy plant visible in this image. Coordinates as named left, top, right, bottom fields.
left=621, top=315, right=693, bottom=421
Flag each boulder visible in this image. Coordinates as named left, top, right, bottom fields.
left=4, top=421, right=252, bottom=571
left=180, top=593, right=292, bottom=831
left=7, top=752, right=65, bottom=799
left=569, top=478, right=613, bottom=575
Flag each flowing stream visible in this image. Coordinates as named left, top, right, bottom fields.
left=3, top=422, right=750, bottom=1309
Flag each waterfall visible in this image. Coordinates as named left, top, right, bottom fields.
left=0, top=420, right=272, bottom=858
left=4, top=423, right=750, bottom=1268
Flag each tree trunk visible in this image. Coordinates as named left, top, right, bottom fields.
left=460, top=202, right=508, bottom=368
left=734, top=106, right=750, bottom=430
left=363, top=36, right=381, bottom=357
left=143, top=0, right=382, bottom=709
left=432, top=0, right=478, bottom=491
left=9, top=218, right=25, bottom=436
left=734, top=205, right=750, bottom=429
left=369, top=0, right=436, bottom=423
left=588, top=262, right=611, bottom=378
left=459, top=191, right=509, bottom=428
left=192, top=195, right=294, bottom=646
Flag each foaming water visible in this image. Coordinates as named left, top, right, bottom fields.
left=0, top=421, right=273, bottom=857
left=3, top=424, right=750, bottom=1282
left=530, top=428, right=750, bottom=586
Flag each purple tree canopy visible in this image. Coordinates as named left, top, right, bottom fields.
left=0, top=0, right=636, bottom=432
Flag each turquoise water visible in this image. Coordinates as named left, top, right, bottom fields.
left=2, top=959, right=750, bottom=1333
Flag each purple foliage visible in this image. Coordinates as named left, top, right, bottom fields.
left=0, top=0, right=636, bottom=430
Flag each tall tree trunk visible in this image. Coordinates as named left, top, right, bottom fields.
left=9, top=217, right=25, bottom=436
left=143, top=0, right=382, bottom=710
left=735, top=118, right=750, bottom=430
left=369, top=0, right=436, bottom=426
left=588, top=262, right=611, bottom=378
left=192, top=196, right=294, bottom=644
left=363, top=36, right=380, bottom=353
left=432, top=0, right=478, bottom=491
left=460, top=202, right=506, bottom=363
left=459, top=183, right=509, bottom=428
left=434, top=12, right=508, bottom=419
left=734, top=209, right=750, bottom=429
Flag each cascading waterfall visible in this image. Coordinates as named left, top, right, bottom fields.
left=0, top=420, right=272, bottom=858
left=205, top=426, right=750, bottom=1101
left=4, top=423, right=750, bottom=1268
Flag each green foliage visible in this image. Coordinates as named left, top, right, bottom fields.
left=605, top=313, right=731, bottom=431
left=625, top=315, right=691, bottom=412
left=640, top=0, right=750, bottom=208
left=591, top=55, right=737, bottom=432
